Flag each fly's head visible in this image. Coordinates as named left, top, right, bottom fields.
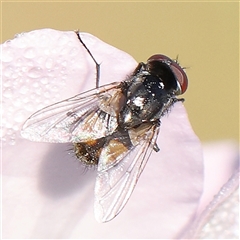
left=146, top=54, right=188, bottom=96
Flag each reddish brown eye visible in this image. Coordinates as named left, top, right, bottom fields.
left=169, top=60, right=188, bottom=94
left=148, top=54, right=172, bottom=62
left=147, top=54, right=188, bottom=94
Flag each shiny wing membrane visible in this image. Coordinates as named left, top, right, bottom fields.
left=21, top=82, right=122, bottom=143
left=94, top=123, right=160, bottom=222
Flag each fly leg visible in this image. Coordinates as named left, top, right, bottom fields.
left=74, top=30, right=101, bottom=88
left=153, top=143, right=160, bottom=152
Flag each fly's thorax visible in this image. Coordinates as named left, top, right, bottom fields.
left=118, top=73, right=174, bottom=128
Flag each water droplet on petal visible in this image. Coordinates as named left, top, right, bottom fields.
left=24, top=102, right=33, bottom=112
left=14, top=110, right=25, bottom=123
left=3, top=88, right=13, bottom=98
left=24, top=47, right=36, bottom=58
left=62, top=60, right=67, bottom=67
left=44, top=91, right=51, bottom=98
left=51, top=85, right=59, bottom=92
left=58, top=34, right=69, bottom=46
left=3, top=79, right=12, bottom=87
left=13, top=99, right=22, bottom=108
left=2, top=47, right=14, bottom=62
left=19, top=85, right=29, bottom=94
left=45, top=58, right=54, bottom=69
left=28, top=67, right=43, bottom=78
left=40, top=77, right=49, bottom=85
left=9, top=138, right=16, bottom=145
left=4, top=66, right=14, bottom=78
left=16, top=58, right=23, bottom=66
left=7, top=129, right=14, bottom=135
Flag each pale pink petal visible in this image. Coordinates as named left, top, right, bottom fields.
left=183, top=141, right=239, bottom=239
left=2, top=29, right=204, bottom=238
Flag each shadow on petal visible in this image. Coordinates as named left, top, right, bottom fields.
left=37, top=143, right=96, bottom=198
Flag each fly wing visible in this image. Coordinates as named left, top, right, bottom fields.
left=94, top=123, right=160, bottom=222
left=21, top=82, right=124, bottom=143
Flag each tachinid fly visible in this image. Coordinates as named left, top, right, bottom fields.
left=21, top=30, right=188, bottom=223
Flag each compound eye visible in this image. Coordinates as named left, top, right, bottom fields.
left=148, top=54, right=172, bottom=63
left=170, top=61, right=188, bottom=94
left=147, top=54, right=188, bottom=95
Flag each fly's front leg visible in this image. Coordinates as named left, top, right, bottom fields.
left=74, top=30, right=101, bottom=88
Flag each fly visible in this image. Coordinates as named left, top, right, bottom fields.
left=21, top=30, right=188, bottom=222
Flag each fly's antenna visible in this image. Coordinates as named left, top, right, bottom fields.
left=74, top=30, right=100, bottom=88
left=174, top=54, right=179, bottom=64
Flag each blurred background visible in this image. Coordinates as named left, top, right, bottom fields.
left=1, top=1, right=238, bottom=142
